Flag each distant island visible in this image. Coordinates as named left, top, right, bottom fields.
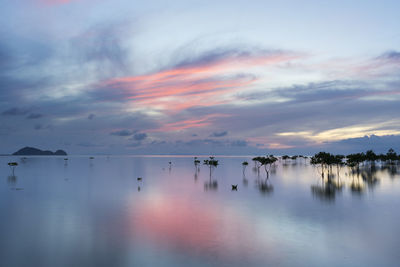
left=12, top=147, right=67, bottom=156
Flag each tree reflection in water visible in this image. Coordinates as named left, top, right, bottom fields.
left=204, top=180, right=218, bottom=191
left=311, top=175, right=343, bottom=202
left=204, top=157, right=219, bottom=191
left=7, top=175, right=17, bottom=186
left=254, top=168, right=274, bottom=195
left=242, top=161, right=249, bottom=186
left=194, top=157, right=200, bottom=182
left=381, top=163, right=398, bottom=179
left=257, top=179, right=274, bottom=195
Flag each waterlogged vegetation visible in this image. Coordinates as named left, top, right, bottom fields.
left=309, top=149, right=400, bottom=201
left=243, top=149, right=400, bottom=199
left=4, top=150, right=399, bottom=195
left=309, top=149, right=400, bottom=180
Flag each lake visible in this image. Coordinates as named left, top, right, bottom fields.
left=1, top=156, right=400, bottom=267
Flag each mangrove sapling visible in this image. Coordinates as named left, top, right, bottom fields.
left=252, top=157, right=263, bottom=175
left=282, top=155, right=290, bottom=163
left=203, top=157, right=219, bottom=191
left=311, top=152, right=340, bottom=179
left=385, top=148, right=398, bottom=165
left=194, top=157, right=201, bottom=172
left=299, top=155, right=308, bottom=164
left=168, top=161, right=172, bottom=173
left=265, top=156, right=278, bottom=178
left=203, top=157, right=219, bottom=179
left=346, top=153, right=366, bottom=174
left=365, top=150, right=378, bottom=170
left=8, top=162, right=18, bottom=176
left=192, top=157, right=200, bottom=181
left=242, top=161, right=249, bottom=186
left=242, top=161, right=248, bottom=175
left=254, top=156, right=278, bottom=178
left=252, top=157, right=258, bottom=168
left=333, top=155, right=345, bottom=177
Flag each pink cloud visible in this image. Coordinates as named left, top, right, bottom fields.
left=40, top=0, right=74, bottom=5
left=98, top=51, right=298, bottom=114
left=149, top=114, right=231, bottom=133
left=318, top=52, right=400, bottom=80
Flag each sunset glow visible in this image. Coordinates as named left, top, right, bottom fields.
left=1, top=0, right=400, bottom=154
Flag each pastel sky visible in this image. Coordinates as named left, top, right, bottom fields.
left=1, top=0, right=400, bottom=154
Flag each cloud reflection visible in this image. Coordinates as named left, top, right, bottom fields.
left=128, top=193, right=278, bottom=262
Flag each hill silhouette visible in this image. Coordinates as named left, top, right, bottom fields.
left=12, top=147, right=67, bottom=156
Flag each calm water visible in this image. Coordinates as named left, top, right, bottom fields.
left=1, top=156, right=400, bottom=267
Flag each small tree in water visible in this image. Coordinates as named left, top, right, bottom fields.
left=242, top=161, right=248, bottom=175
left=8, top=162, right=18, bottom=176
left=346, top=153, right=365, bottom=173
left=241, top=161, right=249, bottom=186
left=311, top=152, right=344, bottom=179
left=252, top=156, right=264, bottom=175
left=193, top=157, right=201, bottom=181
left=194, top=157, right=201, bottom=169
left=203, top=157, right=219, bottom=191
left=385, top=148, right=398, bottom=165
left=204, top=157, right=219, bottom=178
left=253, top=155, right=277, bottom=178
left=282, top=155, right=290, bottom=163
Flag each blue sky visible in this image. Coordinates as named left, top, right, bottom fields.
left=1, top=0, right=400, bottom=154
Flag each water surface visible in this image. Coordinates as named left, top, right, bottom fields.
left=1, top=156, right=400, bottom=267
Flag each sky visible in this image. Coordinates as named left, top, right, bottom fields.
left=1, top=0, right=400, bottom=155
